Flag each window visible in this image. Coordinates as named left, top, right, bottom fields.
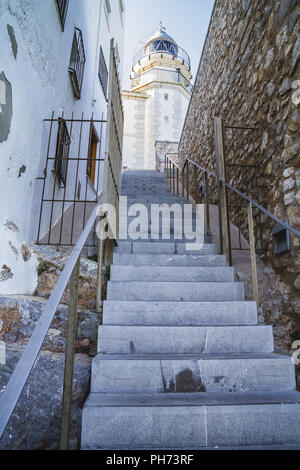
left=55, top=0, right=69, bottom=30
left=86, top=124, right=99, bottom=186
left=68, top=28, right=86, bottom=99
left=98, top=46, right=108, bottom=99
left=119, top=0, right=125, bottom=26
left=54, top=118, right=70, bottom=186
left=164, top=93, right=169, bottom=101
left=104, top=0, right=111, bottom=30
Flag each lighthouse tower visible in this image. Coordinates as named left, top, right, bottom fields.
left=122, top=24, right=192, bottom=170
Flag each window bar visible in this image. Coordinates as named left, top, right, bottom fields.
left=37, top=110, right=54, bottom=244
left=82, top=113, right=94, bottom=231
left=48, top=112, right=64, bottom=244
left=59, top=112, right=74, bottom=245
left=70, top=112, right=83, bottom=245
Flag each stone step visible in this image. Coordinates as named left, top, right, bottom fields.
left=110, top=265, right=234, bottom=282
left=102, top=300, right=258, bottom=326
left=125, top=197, right=189, bottom=204
left=106, top=281, right=243, bottom=301
left=112, top=253, right=226, bottom=266
left=97, top=325, right=273, bottom=354
left=115, top=241, right=218, bottom=254
left=90, top=353, right=295, bottom=394
left=81, top=391, right=300, bottom=449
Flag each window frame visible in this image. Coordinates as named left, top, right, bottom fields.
left=86, top=123, right=99, bottom=186
left=54, top=118, right=70, bottom=187
left=68, top=27, right=86, bottom=99
left=55, top=0, right=69, bottom=31
left=98, top=45, right=108, bottom=99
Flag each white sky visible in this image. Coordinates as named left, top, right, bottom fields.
left=122, top=0, right=215, bottom=89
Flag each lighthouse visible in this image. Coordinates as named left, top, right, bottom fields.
left=122, top=24, right=192, bottom=170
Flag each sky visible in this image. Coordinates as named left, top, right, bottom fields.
left=122, top=0, right=215, bottom=89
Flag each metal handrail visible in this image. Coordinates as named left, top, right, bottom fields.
left=0, top=199, right=101, bottom=441
left=166, top=155, right=300, bottom=239
left=165, top=137, right=299, bottom=308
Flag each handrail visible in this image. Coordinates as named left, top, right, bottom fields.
left=0, top=199, right=102, bottom=441
left=166, top=155, right=300, bottom=239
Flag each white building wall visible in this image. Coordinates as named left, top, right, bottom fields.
left=0, top=0, right=125, bottom=243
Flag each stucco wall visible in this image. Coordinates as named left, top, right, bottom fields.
left=0, top=0, right=125, bottom=242
left=179, top=0, right=300, bottom=365
left=0, top=0, right=125, bottom=294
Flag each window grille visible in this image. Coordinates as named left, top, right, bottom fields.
left=54, top=118, right=70, bottom=186
left=55, top=0, right=69, bottom=30
left=69, top=28, right=86, bottom=99
left=98, top=46, right=108, bottom=99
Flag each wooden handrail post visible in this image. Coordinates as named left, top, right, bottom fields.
left=96, top=231, right=106, bottom=314
left=60, top=255, right=80, bottom=450
left=214, top=116, right=232, bottom=265
left=173, top=163, right=175, bottom=194
left=204, top=172, right=210, bottom=233
left=248, top=202, right=259, bottom=307
left=186, top=160, right=189, bottom=201
left=193, top=165, right=197, bottom=203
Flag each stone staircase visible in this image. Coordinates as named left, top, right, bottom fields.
left=81, top=170, right=300, bottom=449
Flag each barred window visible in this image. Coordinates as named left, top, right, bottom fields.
left=98, top=46, right=108, bottom=99
left=55, top=0, right=69, bottom=30
left=54, top=118, right=70, bottom=187
left=69, top=28, right=86, bottom=99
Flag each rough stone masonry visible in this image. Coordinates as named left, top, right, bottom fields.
left=179, top=0, right=300, bottom=386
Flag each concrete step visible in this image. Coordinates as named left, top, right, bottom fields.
left=112, top=253, right=226, bottom=266
left=106, top=281, right=243, bottom=301
left=91, top=353, right=295, bottom=394
left=102, top=300, right=258, bottom=326
left=115, top=241, right=218, bottom=254
left=125, top=197, right=189, bottom=204
left=110, top=265, right=234, bottom=282
left=81, top=391, right=300, bottom=449
left=97, top=325, right=273, bottom=354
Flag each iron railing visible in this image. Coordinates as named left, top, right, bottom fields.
left=132, top=43, right=191, bottom=70
left=164, top=116, right=300, bottom=306
left=0, top=40, right=123, bottom=450
left=37, top=113, right=106, bottom=248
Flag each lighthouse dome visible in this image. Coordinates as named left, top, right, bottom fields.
left=144, top=25, right=178, bottom=56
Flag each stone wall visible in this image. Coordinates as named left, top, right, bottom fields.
left=179, top=0, right=300, bottom=373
